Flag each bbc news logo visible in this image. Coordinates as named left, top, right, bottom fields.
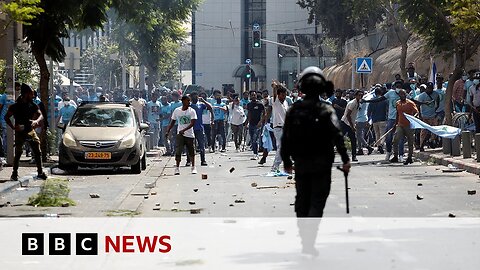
left=22, top=233, right=172, bottom=255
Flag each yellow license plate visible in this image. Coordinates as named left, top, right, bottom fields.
left=84, top=152, right=111, bottom=160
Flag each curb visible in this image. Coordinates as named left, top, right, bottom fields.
left=415, top=151, right=480, bottom=175
left=0, top=176, right=33, bottom=196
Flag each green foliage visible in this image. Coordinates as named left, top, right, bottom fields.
left=14, top=45, right=40, bottom=86
left=0, top=0, right=43, bottom=25
left=449, top=0, right=480, bottom=32
left=28, top=178, right=76, bottom=207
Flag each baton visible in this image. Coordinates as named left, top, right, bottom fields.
left=336, top=166, right=350, bottom=214
left=373, top=127, right=395, bottom=147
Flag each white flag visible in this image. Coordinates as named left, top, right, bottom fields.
left=404, top=113, right=461, bottom=139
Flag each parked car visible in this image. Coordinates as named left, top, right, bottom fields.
left=58, top=102, right=148, bottom=174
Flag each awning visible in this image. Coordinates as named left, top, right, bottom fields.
left=232, top=64, right=265, bottom=78
left=57, top=73, right=80, bottom=87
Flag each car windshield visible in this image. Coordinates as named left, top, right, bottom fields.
left=70, top=107, right=134, bottom=128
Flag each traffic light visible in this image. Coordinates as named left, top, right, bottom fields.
left=253, top=29, right=261, bottom=48
left=245, top=64, right=252, bottom=79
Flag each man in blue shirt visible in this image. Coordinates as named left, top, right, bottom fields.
left=57, top=97, right=76, bottom=131
left=146, top=93, right=161, bottom=147
left=160, top=96, right=173, bottom=155
left=355, top=98, right=373, bottom=155
left=364, top=80, right=405, bottom=161
left=367, top=87, right=388, bottom=154
left=415, top=82, right=439, bottom=151
left=211, top=90, right=228, bottom=152
left=189, top=92, right=213, bottom=166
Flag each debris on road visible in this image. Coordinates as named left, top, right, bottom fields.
left=234, top=199, right=245, bottom=203
left=89, top=193, right=100, bottom=198
left=61, top=202, right=70, bottom=207
left=144, top=182, right=156, bottom=188
left=51, top=168, right=67, bottom=175
left=277, top=231, right=285, bottom=235
left=442, top=164, right=465, bottom=173
left=153, top=207, right=161, bottom=211
left=174, top=201, right=180, bottom=204
left=229, top=204, right=234, bottom=207
left=388, top=192, right=394, bottom=195
left=189, top=201, right=196, bottom=205
left=232, top=194, right=237, bottom=197
left=155, top=203, right=160, bottom=207
left=290, top=203, right=295, bottom=206
left=202, top=174, right=208, bottom=180
left=287, top=176, right=293, bottom=180
left=416, top=195, right=424, bottom=200
left=256, top=186, right=280, bottom=190
left=144, top=195, right=149, bottom=199
left=229, top=167, right=235, bottom=173
left=467, top=190, right=477, bottom=195
left=286, top=181, right=295, bottom=185
left=151, top=191, right=157, bottom=195
left=193, top=188, right=199, bottom=192
left=418, top=183, right=423, bottom=186
left=448, top=213, right=456, bottom=218
left=190, top=209, right=201, bottom=214
left=171, top=207, right=178, bottom=212
left=251, top=182, right=258, bottom=187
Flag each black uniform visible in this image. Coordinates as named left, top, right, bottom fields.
left=281, top=99, right=350, bottom=217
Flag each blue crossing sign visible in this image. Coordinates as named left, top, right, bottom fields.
left=356, top=57, right=373, bottom=74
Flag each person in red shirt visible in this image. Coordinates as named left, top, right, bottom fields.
left=390, top=89, right=419, bottom=165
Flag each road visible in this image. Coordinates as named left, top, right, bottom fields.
left=1, top=144, right=480, bottom=218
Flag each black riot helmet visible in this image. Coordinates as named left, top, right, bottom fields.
left=297, top=66, right=334, bottom=98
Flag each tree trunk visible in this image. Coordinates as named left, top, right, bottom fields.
left=32, top=49, right=50, bottom=162
left=444, top=50, right=464, bottom=126
left=147, top=66, right=158, bottom=93
left=399, top=42, right=408, bottom=81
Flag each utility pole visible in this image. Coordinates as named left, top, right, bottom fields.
left=4, top=20, right=15, bottom=165
left=261, top=38, right=301, bottom=77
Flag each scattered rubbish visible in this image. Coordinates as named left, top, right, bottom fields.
left=277, top=231, right=285, bottom=235
left=193, top=189, right=199, bottom=192
left=213, top=202, right=216, bottom=204
left=174, top=201, right=180, bottom=204
left=467, top=190, right=477, bottom=195
left=273, top=205, right=276, bottom=208
left=374, top=181, right=377, bottom=185
left=287, top=176, right=293, bottom=180
left=443, top=164, right=464, bottom=173
left=61, top=202, right=70, bottom=207
left=144, top=195, right=149, bottom=199
left=286, top=181, right=295, bottom=185
left=202, top=174, right=208, bottom=180
left=234, top=199, right=245, bottom=203
left=89, top=193, right=100, bottom=198
left=265, top=171, right=290, bottom=177
left=171, top=207, right=178, bottom=212
left=251, top=182, right=258, bottom=187
left=229, top=204, right=234, bottom=207
left=189, top=201, right=196, bottom=205
left=418, top=183, right=423, bottom=186
left=144, top=182, right=155, bottom=188
left=151, top=191, right=157, bottom=195
left=256, top=186, right=280, bottom=190
left=229, top=167, right=235, bottom=173
left=416, top=195, right=424, bottom=200
left=448, top=213, right=456, bottom=218
left=190, top=209, right=201, bottom=214
left=51, top=168, right=67, bottom=175
left=290, top=203, right=295, bottom=206
left=388, top=192, right=394, bottom=195
left=206, top=183, right=210, bottom=186
left=221, top=153, right=227, bottom=156
left=106, top=177, right=110, bottom=180
left=232, top=194, right=237, bottom=197
left=155, top=203, right=160, bottom=207
left=153, top=207, right=161, bottom=211
left=219, top=165, right=222, bottom=167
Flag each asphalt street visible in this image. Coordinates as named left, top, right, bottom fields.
left=1, top=145, right=480, bottom=218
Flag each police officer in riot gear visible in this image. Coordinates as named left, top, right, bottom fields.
left=281, top=66, right=351, bottom=218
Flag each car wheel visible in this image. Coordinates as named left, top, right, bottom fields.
left=131, top=158, right=141, bottom=174
left=141, top=154, right=147, bottom=170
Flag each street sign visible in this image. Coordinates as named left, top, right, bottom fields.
left=356, top=57, right=373, bottom=74
left=245, top=59, right=251, bottom=64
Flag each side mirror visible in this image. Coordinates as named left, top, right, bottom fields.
left=140, top=123, right=149, bottom=131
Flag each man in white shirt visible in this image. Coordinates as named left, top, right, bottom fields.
left=341, top=90, right=363, bottom=162
left=129, top=90, right=146, bottom=123
left=166, top=95, right=198, bottom=175
left=268, top=81, right=289, bottom=172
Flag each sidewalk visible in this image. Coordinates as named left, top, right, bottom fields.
left=415, top=149, right=480, bottom=175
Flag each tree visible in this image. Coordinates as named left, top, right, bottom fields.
left=112, top=0, right=199, bottom=92
left=23, top=0, right=108, bottom=161
left=297, top=0, right=383, bottom=60
left=399, top=0, right=480, bottom=125
left=0, top=0, right=43, bottom=36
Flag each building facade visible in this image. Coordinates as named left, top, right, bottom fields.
left=193, top=0, right=331, bottom=93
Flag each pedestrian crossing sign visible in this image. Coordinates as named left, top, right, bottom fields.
left=356, top=57, right=373, bottom=74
